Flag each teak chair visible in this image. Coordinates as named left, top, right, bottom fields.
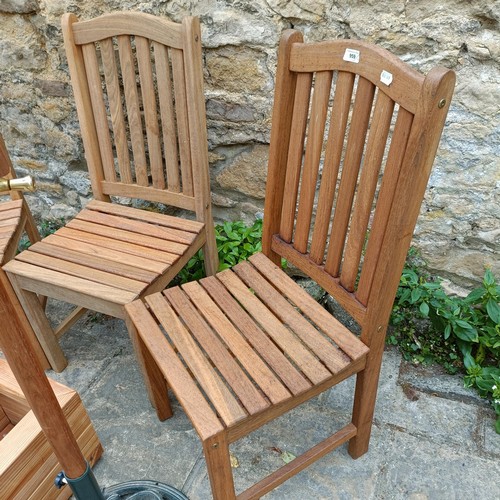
left=126, top=30, right=455, bottom=499
left=3, top=12, right=218, bottom=372
left=0, top=134, right=41, bottom=266
left=0, top=134, right=50, bottom=368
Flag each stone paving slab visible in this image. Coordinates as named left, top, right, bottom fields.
left=1, top=300, right=499, bottom=499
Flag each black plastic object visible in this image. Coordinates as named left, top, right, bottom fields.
left=103, top=480, right=189, bottom=500
left=64, top=462, right=105, bottom=499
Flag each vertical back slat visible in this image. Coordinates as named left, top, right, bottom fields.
left=117, top=35, right=148, bottom=186
left=154, top=41, right=181, bottom=192
left=262, top=30, right=304, bottom=264
left=309, top=71, right=355, bottom=263
left=81, top=43, right=116, bottom=182
left=100, top=38, right=133, bottom=184
left=356, top=107, right=414, bottom=304
left=171, top=48, right=193, bottom=196
left=324, top=77, right=375, bottom=276
left=293, top=71, right=333, bottom=254
left=136, top=36, right=165, bottom=189
left=340, top=91, right=395, bottom=291
left=278, top=72, right=313, bottom=243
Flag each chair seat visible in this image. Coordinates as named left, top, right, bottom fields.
left=0, top=199, right=24, bottom=265
left=126, top=252, right=369, bottom=441
left=3, top=200, right=206, bottom=315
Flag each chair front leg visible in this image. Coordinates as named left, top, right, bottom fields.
left=126, top=315, right=173, bottom=421
left=203, top=432, right=236, bottom=500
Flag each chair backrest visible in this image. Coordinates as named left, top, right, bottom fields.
left=0, top=135, right=11, bottom=178
left=0, top=134, right=21, bottom=199
left=263, top=31, right=455, bottom=349
left=61, top=12, right=212, bottom=223
left=0, top=133, right=41, bottom=262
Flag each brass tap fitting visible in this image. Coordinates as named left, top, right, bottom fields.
left=0, top=176, right=35, bottom=193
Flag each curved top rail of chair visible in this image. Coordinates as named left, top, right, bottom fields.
left=289, top=37, right=425, bottom=113
left=66, top=11, right=185, bottom=49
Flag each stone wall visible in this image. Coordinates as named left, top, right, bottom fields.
left=0, top=0, right=498, bottom=286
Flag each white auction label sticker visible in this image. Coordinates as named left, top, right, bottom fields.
left=343, top=48, right=360, bottom=63
left=380, top=70, right=393, bottom=86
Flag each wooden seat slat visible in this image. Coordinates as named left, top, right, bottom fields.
left=75, top=210, right=196, bottom=247
left=216, top=269, right=331, bottom=385
left=41, top=233, right=169, bottom=274
left=146, top=292, right=247, bottom=426
left=164, top=286, right=270, bottom=415
left=86, top=200, right=204, bottom=233
left=233, top=260, right=351, bottom=373
left=199, top=276, right=310, bottom=396
left=5, top=261, right=137, bottom=306
left=60, top=223, right=179, bottom=264
left=181, top=281, right=291, bottom=406
left=0, top=217, right=20, bottom=228
left=69, top=214, right=192, bottom=254
left=250, top=253, right=369, bottom=360
left=125, top=299, right=224, bottom=440
left=0, top=199, right=23, bottom=212
left=0, top=207, right=22, bottom=221
left=15, top=251, right=146, bottom=294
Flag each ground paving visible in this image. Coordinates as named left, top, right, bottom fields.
left=14, top=301, right=500, bottom=499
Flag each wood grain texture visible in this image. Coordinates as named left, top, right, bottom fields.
left=72, top=11, right=183, bottom=48
left=324, top=76, right=376, bottom=276
left=118, top=35, right=148, bottom=186
left=128, top=295, right=224, bottom=437
left=310, top=71, right=355, bottom=263
left=294, top=70, right=333, bottom=253
left=290, top=39, right=424, bottom=113
left=154, top=42, right=181, bottom=192
left=100, top=37, right=133, bottom=183
left=136, top=36, right=165, bottom=189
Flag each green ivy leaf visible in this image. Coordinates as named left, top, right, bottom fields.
left=411, top=288, right=422, bottom=304
left=444, top=323, right=451, bottom=340
left=484, top=269, right=495, bottom=287
left=486, top=298, right=500, bottom=324
left=419, top=301, right=429, bottom=317
left=464, top=287, right=485, bottom=303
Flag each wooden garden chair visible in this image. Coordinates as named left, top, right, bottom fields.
left=0, top=134, right=41, bottom=266
left=0, top=133, right=50, bottom=368
left=3, top=12, right=218, bottom=373
left=125, top=30, right=455, bottom=499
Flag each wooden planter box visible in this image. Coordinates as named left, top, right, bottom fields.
left=0, top=359, right=103, bottom=499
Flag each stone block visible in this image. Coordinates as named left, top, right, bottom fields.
left=0, top=0, right=38, bottom=14
left=216, top=145, right=269, bottom=198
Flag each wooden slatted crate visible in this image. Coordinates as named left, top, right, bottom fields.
left=0, top=359, right=103, bottom=499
